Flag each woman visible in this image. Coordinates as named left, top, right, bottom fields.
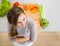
left=7, top=6, right=37, bottom=46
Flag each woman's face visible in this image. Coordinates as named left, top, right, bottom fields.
left=17, top=13, right=27, bottom=27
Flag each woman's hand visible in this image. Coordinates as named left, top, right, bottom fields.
left=16, top=37, right=30, bottom=42
left=10, top=36, right=17, bottom=39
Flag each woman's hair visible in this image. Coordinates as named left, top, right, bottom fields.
left=7, top=6, right=24, bottom=26
left=7, top=6, right=25, bottom=37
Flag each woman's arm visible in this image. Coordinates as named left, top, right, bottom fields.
left=25, top=22, right=37, bottom=44
left=16, top=37, right=30, bottom=42
left=30, top=23, right=37, bottom=43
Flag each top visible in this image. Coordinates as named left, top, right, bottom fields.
left=8, top=16, right=37, bottom=45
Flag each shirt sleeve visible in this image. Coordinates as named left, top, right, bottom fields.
left=30, top=22, right=37, bottom=43
left=25, top=19, right=37, bottom=45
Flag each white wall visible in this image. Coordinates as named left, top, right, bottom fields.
left=0, top=0, right=60, bottom=32
left=0, top=16, right=8, bottom=32
left=40, top=0, right=60, bottom=32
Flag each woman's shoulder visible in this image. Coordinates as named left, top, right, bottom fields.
left=26, top=16, right=36, bottom=27
left=26, top=16, right=35, bottom=24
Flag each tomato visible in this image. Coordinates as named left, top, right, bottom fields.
left=13, top=2, right=19, bottom=7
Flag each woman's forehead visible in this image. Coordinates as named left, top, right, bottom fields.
left=17, top=14, right=26, bottom=21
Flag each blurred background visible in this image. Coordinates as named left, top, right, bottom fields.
left=0, top=0, right=60, bottom=32
left=0, top=0, right=60, bottom=46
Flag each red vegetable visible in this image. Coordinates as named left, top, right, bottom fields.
left=13, top=2, right=19, bottom=7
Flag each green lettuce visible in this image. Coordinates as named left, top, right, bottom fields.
left=0, top=0, right=12, bottom=17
